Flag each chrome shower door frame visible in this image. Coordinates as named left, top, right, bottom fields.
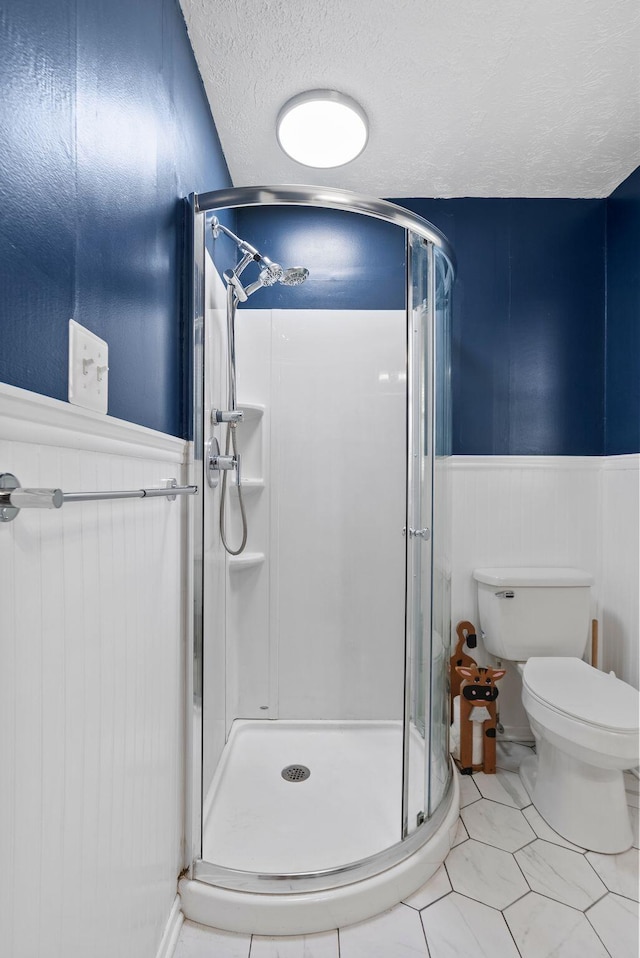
left=186, top=186, right=455, bottom=891
left=402, top=233, right=436, bottom=838
left=185, top=194, right=206, bottom=871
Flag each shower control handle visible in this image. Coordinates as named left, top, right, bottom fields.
left=206, top=438, right=241, bottom=489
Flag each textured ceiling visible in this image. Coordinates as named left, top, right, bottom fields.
left=180, top=0, right=640, bottom=197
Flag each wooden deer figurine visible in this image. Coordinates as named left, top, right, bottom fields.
left=455, top=664, right=506, bottom=775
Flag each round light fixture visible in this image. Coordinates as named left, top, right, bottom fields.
left=276, top=90, right=368, bottom=168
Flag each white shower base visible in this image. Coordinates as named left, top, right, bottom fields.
left=202, top=719, right=424, bottom=873
left=180, top=720, right=459, bottom=934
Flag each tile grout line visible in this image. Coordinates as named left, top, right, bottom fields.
left=458, top=834, right=538, bottom=855
left=589, top=887, right=640, bottom=905
left=500, top=902, right=526, bottom=958
left=583, top=897, right=616, bottom=958
left=585, top=890, right=611, bottom=912
left=417, top=902, right=433, bottom=958
left=448, top=889, right=525, bottom=914
left=466, top=830, right=587, bottom=855
left=501, top=887, right=531, bottom=912
left=581, top=851, right=628, bottom=900
left=404, top=888, right=453, bottom=914
left=510, top=845, right=534, bottom=898
left=520, top=886, right=608, bottom=915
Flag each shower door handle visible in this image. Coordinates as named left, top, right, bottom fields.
left=408, top=527, right=431, bottom=540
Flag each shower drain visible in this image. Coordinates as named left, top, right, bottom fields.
left=281, top=764, right=311, bottom=782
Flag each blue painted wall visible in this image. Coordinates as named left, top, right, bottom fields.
left=0, top=0, right=231, bottom=437
left=395, top=199, right=607, bottom=456
left=233, top=206, right=405, bottom=310
left=605, top=167, right=640, bottom=455
left=232, top=199, right=608, bottom=456
left=0, top=1, right=635, bottom=454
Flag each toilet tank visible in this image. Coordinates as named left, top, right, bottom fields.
left=473, top=567, right=593, bottom=660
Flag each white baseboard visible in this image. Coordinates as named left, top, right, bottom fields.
left=155, top=895, right=184, bottom=958
left=449, top=455, right=602, bottom=471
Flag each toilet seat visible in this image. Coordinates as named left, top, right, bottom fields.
left=523, top=657, right=640, bottom=733
left=522, top=657, right=639, bottom=767
left=520, top=657, right=639, bottom=852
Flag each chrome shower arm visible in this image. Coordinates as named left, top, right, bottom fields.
left=211, top=217, right=260, bottom=260
left=211, top=217, right=242, bottom=247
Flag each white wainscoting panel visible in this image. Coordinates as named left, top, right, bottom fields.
left=0, top=384, right=187, bottom=958
left=449, top=456, right=603, bottom=737
left=450, top=456, right=603, bottom=624
left=601, top=455, right=639, bottom=687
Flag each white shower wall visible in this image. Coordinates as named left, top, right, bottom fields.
left=0, top=383, right=188, bottom=958
left=230, top=307, right=408, bottom=722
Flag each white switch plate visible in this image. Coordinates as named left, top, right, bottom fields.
left=68, top=319, right=109, bottom=414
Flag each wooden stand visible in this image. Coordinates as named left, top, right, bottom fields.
left=450, top=620, right=505, bottom=775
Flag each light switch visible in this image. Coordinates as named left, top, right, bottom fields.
left=68, top=319, right=109, bottom=414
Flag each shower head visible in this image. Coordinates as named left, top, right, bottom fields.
left=242, top=263, right=309, bottom=297
left=243, top=265, right=282, bottom=297
left=257, top=257, right=284, bottom=285
left=280, top=267, right=309, bottom=287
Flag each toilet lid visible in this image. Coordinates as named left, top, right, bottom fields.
left=473, top=567, right=593, bottom=587
left=523, top=658, right=640, bottom=732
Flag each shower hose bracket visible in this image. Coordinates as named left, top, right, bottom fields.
left=213, top=409, right=244, bottom=425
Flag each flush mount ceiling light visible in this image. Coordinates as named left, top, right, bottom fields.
left=276, top=90, right=368, bottom=168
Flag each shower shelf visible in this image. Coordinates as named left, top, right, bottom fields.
left=228, top=551, right=265, bottom=571
left=237, top=403, right=264, bottom=421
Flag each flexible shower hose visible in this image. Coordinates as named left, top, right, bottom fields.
left=219, top=422, right=248, bottom=555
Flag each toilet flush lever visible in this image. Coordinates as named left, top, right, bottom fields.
left=495, top=590, right=515, bottom=599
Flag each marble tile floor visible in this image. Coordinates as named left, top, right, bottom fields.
left=173, top=746, right=640, bottom=958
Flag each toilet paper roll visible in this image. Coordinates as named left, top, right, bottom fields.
left=450, top=695, right=483, bottom=765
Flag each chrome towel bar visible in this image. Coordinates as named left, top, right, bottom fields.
left=0, top=473, right=197, bottom=523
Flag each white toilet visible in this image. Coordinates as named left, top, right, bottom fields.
left=473, top=567, right=639, bottom=854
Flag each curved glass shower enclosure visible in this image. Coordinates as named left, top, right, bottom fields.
left=183, top=187, right=457, bottom=935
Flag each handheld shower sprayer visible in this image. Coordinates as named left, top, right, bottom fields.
left=223, top=268, right=249, bottom=303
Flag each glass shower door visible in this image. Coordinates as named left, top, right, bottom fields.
left=402, top=235, right=452, bottom=836
left=429, top=249, right=453, bottom=814
left=402, top=232, right=433, bottom=836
